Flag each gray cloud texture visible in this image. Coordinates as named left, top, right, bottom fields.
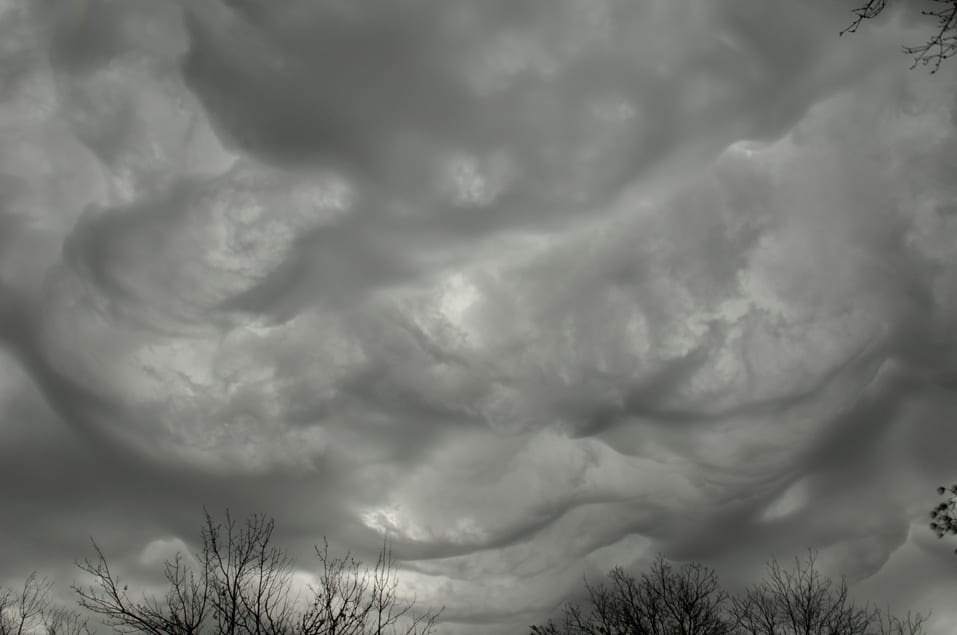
left=3, top=0, right=957, bottom=632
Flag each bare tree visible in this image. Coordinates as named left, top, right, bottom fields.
left=74, top=509, right=439, bottom=635
left=530, top=554, right=735, bottom=635
left=0, top=572, right=90, bottom=635
left=201, top=511, right=296, bottom=635
left=872, top=608, right=929, bottom=635
left=842, top=0, right=957, bottom=72
left=730, top=551, right=927, bottom=635
left=532, top=552, right=926, bottom=635
left=298, top=539, right=438, bottom=635
left=1, top=572, right=48, bottom=635
left=74, top=513, right=242, bottom=634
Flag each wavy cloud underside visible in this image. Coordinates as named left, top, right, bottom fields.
left=2, top=0, right=957, bottom=631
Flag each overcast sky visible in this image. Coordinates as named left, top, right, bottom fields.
left=2, top=0, right=957, bottom=632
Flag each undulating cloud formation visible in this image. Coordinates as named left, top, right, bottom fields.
left=2, top=0, right=957, bottom=632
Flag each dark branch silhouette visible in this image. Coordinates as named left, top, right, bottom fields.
left=731, top=550, right=926, bottom=635
left=73, top=509, right=441, bottom=635
left=0, top=573, right=90, bottom=635
left=530, top=554, right=735, bottom=635
left=530, top=551, right=927, bottom=635
left=843, top=0, right=957, bottom=72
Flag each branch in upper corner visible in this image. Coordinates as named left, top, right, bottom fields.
left=842, top=0, right=957, bottom=72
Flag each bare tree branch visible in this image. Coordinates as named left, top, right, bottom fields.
left=0, top=573, right=90, bottom=635
left=300, top=537, right=440, bottom=635
left=843, top=0, right=957, bottom=72
left=530, top=554, right=734, bottom=635
left=731, top=550, right=926, bottom=635
left=533, top=551, right=926, bottom=635
left=74, top=509, right=440, bottom=635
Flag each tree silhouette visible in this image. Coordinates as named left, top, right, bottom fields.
left=731, top=551, right=926, bottom=635
left=530, top=554, right=735, bottom=635
left=73, top=509, right=440, bottom=635
left=930, top=483, right=957, bottom=554
left=842, top=0, right=957, bottom=72
left=0, top=572, right=90, bottom=635
left=530, top=551, right=927, bottom=635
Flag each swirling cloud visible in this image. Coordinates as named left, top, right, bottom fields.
left=2, top=0, right=957, bottom=631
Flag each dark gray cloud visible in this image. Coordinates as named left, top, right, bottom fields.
left=2, top=0, right=957, bottom=632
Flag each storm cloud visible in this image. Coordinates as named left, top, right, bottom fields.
left=2, top=0, right=957, bottom=632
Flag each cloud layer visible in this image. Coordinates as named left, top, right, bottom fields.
left=2, top=0, right=957, bottom=631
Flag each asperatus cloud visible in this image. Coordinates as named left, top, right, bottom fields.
left=1, top=1, right=957, bottom=633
